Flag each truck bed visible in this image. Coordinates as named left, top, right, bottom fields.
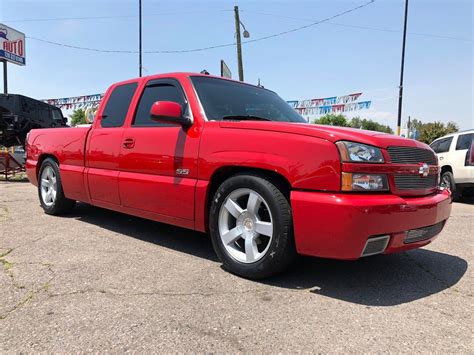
left=26, top=126, right=91, bottom=201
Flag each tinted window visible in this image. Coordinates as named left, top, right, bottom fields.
left=430, top=140, right=439, bottom=152
left=455, top=133, right=473, bottom=150
left=20, top=97, right=36, bottom=114
left=133, top=82, right=186, bottom=126
left=38, top=107, right=51, bottom=121
left=191, top=76, right=305, bottom=123
left=101, top=83, right=138, bottom=128
left=432, top=137, right=453, bottom=153
left=52, top=109, right=63, bottom=121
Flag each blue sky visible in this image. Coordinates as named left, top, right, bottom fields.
left=0, top=0, right=472, bottom=130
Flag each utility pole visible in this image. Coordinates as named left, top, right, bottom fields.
left=407, top=115, right=411, bottom=138
left=138, top=0, right=143, bottom=77
left=2, top=60, right=7, bottom=94
left=234, top=5, right=244, bottom=82
left=397, top=0, right=409, bottom=136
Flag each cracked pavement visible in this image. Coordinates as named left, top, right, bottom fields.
left=0, top=181, right=472, bottom=352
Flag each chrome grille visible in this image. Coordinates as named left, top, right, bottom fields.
left=394, top=174, right=437, bottom=190
left=388, top=146, right=436, bottom=165
left=404, top=222, right=445, bottom=244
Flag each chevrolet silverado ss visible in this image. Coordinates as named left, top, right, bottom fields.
left=25, top=73, right=452, bottom=279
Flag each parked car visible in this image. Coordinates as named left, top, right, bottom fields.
left=430, top=130, right=474, bottom=200
left=25, top=72, right=451, bottom=279
left=0, top=94, right=67, bottom=147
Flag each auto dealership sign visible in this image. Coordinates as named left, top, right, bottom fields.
left=0, top=24, right=26, bottom=66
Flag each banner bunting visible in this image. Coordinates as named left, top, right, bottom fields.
left=287, top=92, right=371, bottom=119
left=42, top=94, right=104, bottom=110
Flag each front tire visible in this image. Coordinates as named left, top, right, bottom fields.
left=38, top=158, right=76, bottom=215
left=209, top=174, right=296, bottom=279
left=440, top=171, right=460, bottom=201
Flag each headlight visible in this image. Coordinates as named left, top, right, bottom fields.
left=336, top=141, right=384, bottom=163
left=342, top=173, right=389, bottom=191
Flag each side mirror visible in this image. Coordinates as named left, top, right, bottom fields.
left=150, top=101, right=192, bottom=126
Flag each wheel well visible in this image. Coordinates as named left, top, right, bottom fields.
left=206, top=166, right=292, bottom=215
left=37, top=154, right=59, bottom=177
left=441, top=165, right=452, bottom=175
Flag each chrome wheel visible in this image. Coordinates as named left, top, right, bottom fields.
left=40, top=165, right=57, bottom=207
left=218, top=188, right=273, bottom=264
left=440, top=174, right=451, bottom=188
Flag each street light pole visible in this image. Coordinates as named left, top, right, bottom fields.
left=234, top=5, right=244, bottom=82
left=2, top=60, right=7, bottom=94
left=397, top=0, right=409, bottom=136
left=138, top=0, right=143, bottom=77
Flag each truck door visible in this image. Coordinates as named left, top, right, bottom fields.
left=86, top=82, right=138, bottom=205
left=452, top=133, right=474, bottom=180
left=118, top=78, right=199, bottom=221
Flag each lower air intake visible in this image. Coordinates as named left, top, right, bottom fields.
left=404, top=222, right=445, bottom=244
left=361, top=235, right=390, bottom=257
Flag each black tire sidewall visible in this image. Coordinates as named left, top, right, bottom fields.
left=209, top=174, right=295, bottom=279
left=38, top=158, right=72, bottom=214
left=441, top=171, right=459, bottom=200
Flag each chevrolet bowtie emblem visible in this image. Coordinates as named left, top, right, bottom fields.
left=419, top=163, right=429, bottom=177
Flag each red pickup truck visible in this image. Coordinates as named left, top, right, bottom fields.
left=25, top=72, right=451, bottom=279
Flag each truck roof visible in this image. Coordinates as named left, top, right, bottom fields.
left=0, top=93, right=61, bottom=111
left=431, top=129, right=474, bottom=142
left=111, top=72, right=273, bottom=93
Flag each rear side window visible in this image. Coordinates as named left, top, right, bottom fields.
left=432, top=137, right=453, bottom=153
left=38, top=106, right=51, bottom=121
left=101, top=83, right=138, bottom=128
left=455, top=133, right=473, bottom=150
left=430, top=140, right=439, bottom=152
left=133, top=81, right=186, bottom=127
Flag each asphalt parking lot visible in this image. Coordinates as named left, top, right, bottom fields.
left=0, top=181, right=472, bottom=352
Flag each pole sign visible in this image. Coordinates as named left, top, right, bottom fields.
left=220, top=60, right=232, bottom=79
left=0, top=24, right=26, bottom=66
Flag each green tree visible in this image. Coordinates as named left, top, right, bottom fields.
left=417, top=121, right=459, bottom=144
left=69, top=109, right=87, bottom=126
left=313, top=114, right=349, bottom=126
left=349, top=116, right=393, bottom=134
left=313, top=114, right=393, bottom=134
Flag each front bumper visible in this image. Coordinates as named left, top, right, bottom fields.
left=291, top=188, right=451, bottom=259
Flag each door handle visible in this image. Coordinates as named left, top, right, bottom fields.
left=122, top=137, right=135, bottom=149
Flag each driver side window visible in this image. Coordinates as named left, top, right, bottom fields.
left=133, top=82, right=186, bottom=127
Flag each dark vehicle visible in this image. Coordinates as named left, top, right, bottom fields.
left=0, top=94, right=67, bottom=147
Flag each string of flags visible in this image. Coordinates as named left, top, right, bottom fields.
left=42, top=94, right=104, bottom=110
left=287, top=93, right=372, bottom=118
left=42, top=91, right=372, bottom=119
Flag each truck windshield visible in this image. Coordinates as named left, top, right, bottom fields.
left=190, top=76, right=306, bottom=123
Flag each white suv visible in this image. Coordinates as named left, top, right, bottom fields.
left=430, top=129, right=474, bottom=200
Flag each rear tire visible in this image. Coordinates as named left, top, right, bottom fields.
left=38, top=158, right=76, bottom=215
left=209, top=173, right=296, bottom=279
left=440, top=171, right=460, bottom=201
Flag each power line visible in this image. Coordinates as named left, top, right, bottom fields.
left=327, top=22, right=473, bottom=42
left=240, top=0, right=375, bottom=46
left=26, top=0, right=376, bottom=54
left=27, top=36, right=235, bottom=54
left=3, top=10, right=233, bottom=23
left=27, top=37, right=135, bottom=53
left=241, top=10, right=473, bottom=42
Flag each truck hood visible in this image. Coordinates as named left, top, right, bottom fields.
left=219, top=121, right=431, bottom=150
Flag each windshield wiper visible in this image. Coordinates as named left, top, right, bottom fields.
left=222, top=115, right=272, bottom=121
